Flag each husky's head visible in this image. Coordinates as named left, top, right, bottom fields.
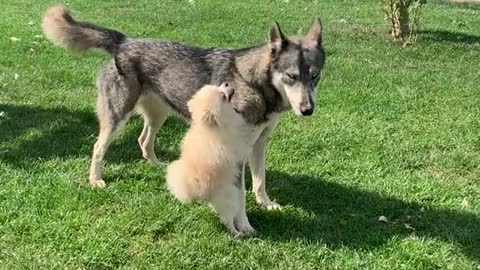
left=269, top=18, right=325, bottom=116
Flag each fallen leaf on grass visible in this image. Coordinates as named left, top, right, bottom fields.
left=378, top=216, right=388, bottom=223
left=461, top=197, right=469, bottom=208
left=404, top=223, right=415, bottom=231
left=26, top=48, right=35, bottom=55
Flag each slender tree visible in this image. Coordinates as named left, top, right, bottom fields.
left=382, top=0, right=426, bottom=45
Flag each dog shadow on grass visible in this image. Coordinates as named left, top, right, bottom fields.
left=248, top=170, right=480, bottom=261
left=0, top=104, right=184, bottom=168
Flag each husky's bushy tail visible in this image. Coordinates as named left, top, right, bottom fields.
left=42, top=5, right=126, bottom=54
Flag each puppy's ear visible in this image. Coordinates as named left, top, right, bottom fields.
left=187, top=100, right=194, bottom=113
left=202, top=111, right=218, bottom=127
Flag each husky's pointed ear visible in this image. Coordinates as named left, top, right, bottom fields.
left=268, top=21, right=286, bottom=55
left=269, top=21, right=285, bottom=43
left=306, top=16, right=322, bottom=47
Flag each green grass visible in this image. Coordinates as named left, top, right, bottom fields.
left=1, top=0, right=479, bottom=269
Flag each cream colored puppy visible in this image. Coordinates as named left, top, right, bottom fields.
left=166, top=83, right=255, bottom=236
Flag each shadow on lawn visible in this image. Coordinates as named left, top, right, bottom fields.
left=419, top=29, right=480, bottom=45
left=433, top=0, right=480, bottom=11
left=2, top=104, right=478, bottom=261
left=248, top=170, right=480, bottom=261
left=0, top=104, right=183, bottom=167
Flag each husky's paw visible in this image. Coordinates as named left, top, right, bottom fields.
left=140, top=151, right=163, bottom=166
left=236, top=222, right=256, bottom=236
left=235, top=215, right=256, bottom=236
left=256, top=196, right=282, bottom=210
left=144, top=155, right=166, bottom=166
left=226, top=225, right=240, bottom=237
left=233, top=229, right=255, bottom=239
left=225, top=219, right=255, bottom=238
left=89, top=179, right=106, bottom=188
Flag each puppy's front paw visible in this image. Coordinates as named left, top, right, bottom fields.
left=219, top=82, right=234, bottom=102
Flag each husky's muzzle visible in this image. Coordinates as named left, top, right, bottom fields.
left=300, top=103, right=314, bottom=116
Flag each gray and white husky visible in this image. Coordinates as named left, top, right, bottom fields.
left=42, top=5, right=326, bottom=210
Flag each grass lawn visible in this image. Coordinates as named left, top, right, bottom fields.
left=1, top=0, right=479, bottom=269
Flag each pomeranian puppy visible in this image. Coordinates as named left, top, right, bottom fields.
left=166, top=83, right=255, bottom=236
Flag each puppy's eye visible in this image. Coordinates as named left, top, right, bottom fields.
left=312, top=72, right=320, bottom=79
left=286, top=73, right=297, bottom=80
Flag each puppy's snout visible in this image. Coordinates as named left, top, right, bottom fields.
left=300, top=104, right=314, bottom=116
left=219, top=82, right=234, bottom=102
left=227, top=89, right=234, bottom=102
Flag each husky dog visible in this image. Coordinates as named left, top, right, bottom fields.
left=166, top=83, right=255, bottom=236
left=42, top=5, right=326, bottom=209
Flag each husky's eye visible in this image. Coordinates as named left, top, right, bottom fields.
left=286, top=73, right=297, bottom=80
left=312, top=72, right=320, bottom=79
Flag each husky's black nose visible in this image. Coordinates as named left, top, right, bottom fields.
left=300, top=106, right=314, bottom=116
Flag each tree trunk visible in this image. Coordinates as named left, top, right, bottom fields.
left=395, top=2, right=410, bottom=40
left=384, top=0, right=411, bottom=41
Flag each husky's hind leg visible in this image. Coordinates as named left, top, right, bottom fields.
left=137, top=93, right=170, bottom=165
left=89, top=64, right=140, bottom=187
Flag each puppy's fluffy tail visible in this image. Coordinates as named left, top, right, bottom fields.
left=42, top=5, right=126, bottom=54
left=166, top=161, right=196, bottom=203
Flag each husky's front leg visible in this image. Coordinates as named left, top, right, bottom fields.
left=250, top=131, right=282, bottom=210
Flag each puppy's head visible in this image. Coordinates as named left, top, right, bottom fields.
left=188, top=83, right=236, bottom=128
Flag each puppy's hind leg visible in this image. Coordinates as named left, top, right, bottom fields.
left=209, top=183, right=241, bottom=237
left=234, top=162, right=255, bottom=235
left=137, top=94, right=170, bottom=165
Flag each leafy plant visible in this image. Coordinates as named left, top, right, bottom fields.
left=382, top=0, right=427, bottom=45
